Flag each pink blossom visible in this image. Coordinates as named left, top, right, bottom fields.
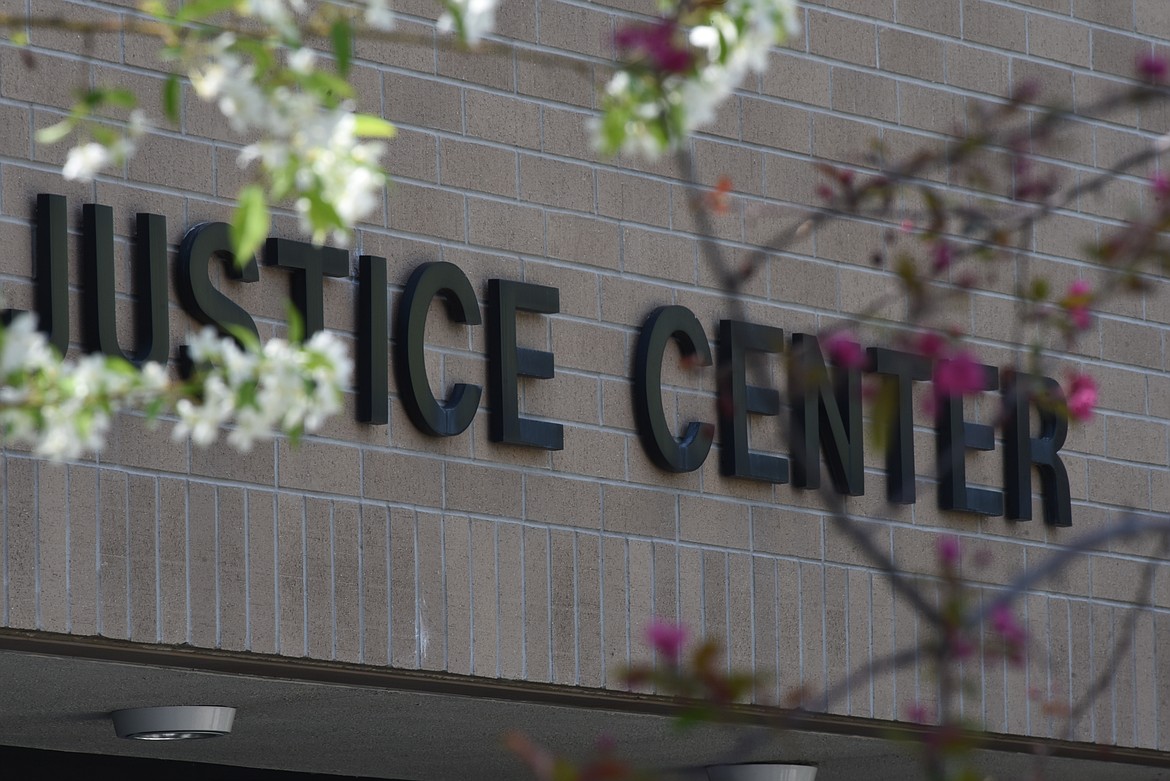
left=904, top=703, right=932, bottom=724
left=1138, top=53, right=1169, bottom=82
left=931, top=240, right=953, bottom=273
left=1062, top=279, right=1093, bottom=332
left=932, top=351, right=984, bottom=398
left=824, top=331, right=865, bottom=370
left=615, top=22, right=693, bottom=74
left=1066, top=373, right=1098, bottom=421
left=914, top=331, right=946, bottom=360
left=936, top=535, right=960, bottom=569
left=1153, top=172, right=1170, bottom=199
left=990, top=603, right=1027, bottom=647
left=645, top=619, right=687, bottom=660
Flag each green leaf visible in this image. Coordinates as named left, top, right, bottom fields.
left=176, top=0, right=239, bottom=23
left=100, top=88, right=137, bottom=109
left=163, top=74, right=181, bottom=123
left=35, top=120, right=73, bottom=145
left=331, top=18, right=353, bottom=77
left=10, top=31, right=28, bottom=46
left=353, top=113, right=396, bottom=139
left=231, top=185, right=270, bottom=270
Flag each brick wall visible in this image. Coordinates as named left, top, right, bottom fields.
left=2, top=0, right=1170, bottom=750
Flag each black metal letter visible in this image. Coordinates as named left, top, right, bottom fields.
left=717, top=319, right=787, bottom=483
left=357, top=255, right=388, bottom=425
left=868, top=347, right=932, bottom=503
left=176, top=222, right=260, bottom=345
left=264, top=237, right=349, bottom=337
left=394, top=261, right=482, bottom=437
left=82, top=205, right=169, bottom=365
left=936, top=361, right=1003, bottom=516
left=632, top=306, right=713, bottom=473
left=789, top=333, right=864, bottom=495
left=1002, top=372, right=1072, bottom=526
left=487, top=279, right=563, bottom=450
left=6, top=194, right=70, bottom=355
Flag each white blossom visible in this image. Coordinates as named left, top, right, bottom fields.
left=62, top=143, right=111, bottom=182
left=364, top=0, right=395, bottom=30
left=438, top=0, right=498, bottom=45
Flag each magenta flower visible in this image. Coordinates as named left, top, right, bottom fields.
left=1066, top=373, right=1098, bottom=421
left=1153, top=172, right=1170, bottom=199
left=931, top=240, right=953, bottom=273
left=824, top=331, right=865, bottom=370
left=615, top=22, right=693, bottom=74
left=932, top=351, right=983, bottom=398
left=904, top=702, right=932, bottom=724
left=645, top=619, right=687, bottom=660
left=1062, top=279, right=1093, bottom=332
left=1137, top=53, right=1169, bottom=82
left=936, top=535, right=960, bottom=569
left=913, top=331, right=946, bottom=360
left=990, top=604, right=1026, bottom=643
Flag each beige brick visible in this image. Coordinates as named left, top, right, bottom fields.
left=622, top=225, right=695, bottom=284
left=525, top=472, right=601, bottom=529
left=244, top=490, right=276, bottom=654
left=516, top=57, right=594, bottom=108
left=389, top=508, right=420, bottom=668
left=1101, top=316, right=1163, bottom=370
left=552, top=318, right=626, bottom=375
left=602, top=484, right=674, bottom=538
left=546, top=211, right=620, bottom=269
left=947, top=43, right=1011, bottom=97
left=523, top=526, right=551, bottom=681
left=127, top=133, right=215, bottom=196
left=549, top=529, right=577, bottom=684
left=808, top=11, right=876, bottom=68
left=1137, top=0, right=1170, bottom=37
left=470, top=518, right=499, bottom=676
left=1, top=48, right=88, bottom=110
left=445, top=461, right=522, bottom=518
left=468, top=197, right=544, bottom=255
left=736, top=98, right=810, bottom=156
left=831, top=69, right=898, bottom=124
left=519, top=154, right=594, bottom=212
left=384, top=72, right=462, bottom=132
left=1088, top=459, right=1151, bottom=508
left=1092, top=30, right=1147, bottom=77
left=601, top=535, right=627, bottom=687
left=498, top=522, right=524, bottom=679
left=1106, top=414, right=1168, bottom=464
left=188, top=482, right=217, bottom=648
left=444, top=513, right=472, bottom=674
left=387, top=129, right=439, bottom=183
left=595, top=169, right=670, bottom=227
left=812, top=113, right=880, bottom=164
left=465, top=90, right=542, bottom=150
left=576, top=533, right=603, bottom=687
left=437, top=44, right=513, bottom=91
left=539, top=0, right=613, bottom=59
left=1028, top=13, right=1092, bottom=66
left=880, top=28, right=945, bottom=82
left=441, top=139, right=518, bottom=198
left=761, top=51, right=833, bottom=108
left=898, top=83, right=967, bottom=134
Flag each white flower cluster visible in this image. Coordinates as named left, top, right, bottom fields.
left=593, top=0, right=801, bottom=156
left=61, top=109, right=150, bottom=182
left=437, top=0, right=498, bottom=45
left=190, top=36, right=388, bottom=244
left=0, top=313, right=168, bottom=461
left=244, top=0, right=307, bottom=39
left=174, top=327, right=353, bottom=452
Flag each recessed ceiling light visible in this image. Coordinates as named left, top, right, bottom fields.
left=111, top=706, right=236, bottom=741
left=707, top=764, right=818, bottom=781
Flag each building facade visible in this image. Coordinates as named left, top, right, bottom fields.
left=2, top=1, right=1170, bottom=779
